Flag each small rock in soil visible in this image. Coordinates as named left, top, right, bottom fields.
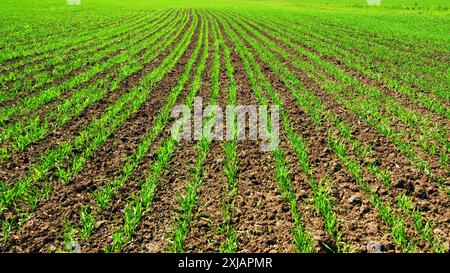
left=367, top=242, right=382, bottom=253
left=248, top=171, right=257, bottom=181
left=392, top=179, right=414, bottom=192
left=266, top=238, right=277, bottom=246
left=426, top=186, right=437, bottom=195
left=367, top=223, right=378, bottom=234
left=364, top=158, right=381, bottom=167
left=415, top=186, right=427, bottom=199
left=298, top=189, right=308, bottom=198
left=331, top=161, right=342, bottom=172
left=433, top=228, right=446, bottom=237
left=348, top=194, right=362, bottom=205
left=360, top=205, right=370, bottom=214
left=66, top=241, right=81, bottom=253
left=94, top=220, right=107, bottom=229
left=443, top=242, right=450, bottom=252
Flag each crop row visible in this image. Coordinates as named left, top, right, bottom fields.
left=0, top=10, right=186, bottom=161
left=0, top=10, right=176, bottom=127
left=234, top=13, right=449, bottom=191
left=108, top=12, right=206, bottom=252
left=0, top=10, right=148, bottom=63
left=0, top=10, right=197, bottom=242
left=220, top=11, right=446, bottom=252
left=0, top=11, right=168, bottom=105
left=268, top=15, right=449, bottom=104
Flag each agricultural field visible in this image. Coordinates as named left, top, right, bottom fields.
left=0, top=0, right=449, bottom=253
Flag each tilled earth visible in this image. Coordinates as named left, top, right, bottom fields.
left=1, top=7, right=449, bottom=253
